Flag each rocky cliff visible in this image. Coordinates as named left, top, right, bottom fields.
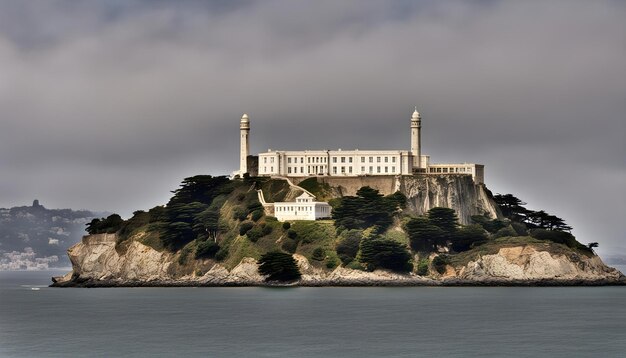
left=53, top=233, right=624, bottom=287
left=294, top=175, right=500, bottom=224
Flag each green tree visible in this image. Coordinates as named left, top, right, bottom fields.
left=258, top=252, right=302, bottom=282
left=359, top=237, right=412, bottom=273
left=195, top=240, right=219, bottom=259
left=332, top=186, right=400, bottom=233
left=336, top=229, right=363, bottom=265
left=427, top=207, right=459, bottom=234
left=450, top=224, right=488, bottom=252
left=405, top=217, right=446, bottom=252
left=494, top=194, right=530, bottom=222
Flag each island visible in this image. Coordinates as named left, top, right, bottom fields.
left=52, top=110, right=624, bottom=286
left=51, top=175, right=624, bottom=287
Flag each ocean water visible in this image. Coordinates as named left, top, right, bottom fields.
left=1, top=269, right=626, bottom=358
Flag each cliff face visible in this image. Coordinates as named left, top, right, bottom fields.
left=53, top=234, right=624, bottom=287
left=399, top=175, right=499, bottom=224
left=297, top=175, right=500, bottom=224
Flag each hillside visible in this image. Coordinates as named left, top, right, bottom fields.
left=52, top=175, right=624, bottom=286
left=0, top=200, right=107, bottom=269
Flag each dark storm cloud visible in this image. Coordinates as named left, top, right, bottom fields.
left=0, top=0, right=624, bottom=256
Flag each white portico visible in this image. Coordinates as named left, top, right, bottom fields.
left=273, top=193, right=332, bottom=221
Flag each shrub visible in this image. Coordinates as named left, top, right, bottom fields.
left=511, top=221, right=528, bottom=236
left=261, top=224, right=273, bottom=236
left=359, top=237, right=412, bottom=273
left=531, top=229, right=586, bottom=250
left=282, top=239, right=298, bottom=254
left=417, top=259, right=429, bottom=276
left=326, top=257, right=339, bottom=269
left=282, top=222, right=291, bottom=230
left=215, top=247, right=229, bottom=261
left=312, top=247, right=325, bottom=261
left=233, top=207, right=248, bottom=221
left=86, top=214, right=124, bottom=235
left=450, top=224, right=488, bottom=252
left=493, top=226, right=518, bottom=238
left=432, top=255, right=450, bottom=274
left=246, top=227, right=264, bottom=242
left=239, top=221, right=254, bottom=236
left=257, top=251, right=301, bottom=282
left=251, top=209, right=264, bottom=222
left=265, top=216, right=278, bottom=222
left=346, top=260, right=365, bottom=270
left=471, top=215, right=507, bottom=233
left=178, top=245, right=193, bottom=265
left=287, top=229, right=298, bottom=240
left=195, top=240, right=219, bottom=259
left=336, top=230, right=362, bottom=265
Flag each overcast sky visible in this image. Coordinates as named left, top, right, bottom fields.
left=0, top=0, right=624, bottom=257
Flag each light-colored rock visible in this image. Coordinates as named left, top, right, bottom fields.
left=458, top=246, right=622, bottom=281
left=55, top=233, right=623, bottom=287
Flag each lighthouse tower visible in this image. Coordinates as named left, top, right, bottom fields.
left=240, top=113, right=250, bottom=175
left=410, top=107, right=421, bottom=169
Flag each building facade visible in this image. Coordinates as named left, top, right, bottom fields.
left=237, top=109, right=485, bottom=184
left=273, top=193, right=332, bottom=221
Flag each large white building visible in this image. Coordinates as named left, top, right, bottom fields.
left=236, top=108, right=485, bottom=184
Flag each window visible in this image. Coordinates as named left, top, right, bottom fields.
left=264, top=167, right=267, bottom=172
left=300, top=158, right=304, bottom=164
left=333, top=157, right=337, bottom=163
left=392, top=157, right=396, bottom=163
left=377, top=157, right=381, bottom=163
left=271, top=157, right=274, bottom=163
left=349, top=167, right=353, bottom=173
left=384, top=157, right=388, bottom=163
left=369, top=166, right=373, bottom=173
left=300, top=167, right=304, bottom=173
left=349, top=157, right=353, bottom=163
left=288, top=167, right=292, bottom=174
left=341, top=157, right=345, bottom=163
left=369, top=157, right=373, bottom=163
left=361, top=166, right=365, bottom=172
left=287, top=158, right=291, bottom=164
left=271, top=166, right=274, bottom=172
left=392, top=166, right=396, bottom=173
left=385, top=166, right=388, bottom=173
left=377, top=166, right=381, bottom=173
left=333, top=167, right=337, bottom=174
left=341, top=166, right=345, bottom=173
left=361, top=157, right=365, bottom=163
left=264, top=158, right=267, bottom=163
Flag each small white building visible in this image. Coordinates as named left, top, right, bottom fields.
left=274, top=193, right=332, bottom=222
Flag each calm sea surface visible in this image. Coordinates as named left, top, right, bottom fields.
left=1, top=268, right=626, bottom=358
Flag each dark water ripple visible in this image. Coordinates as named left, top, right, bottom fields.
left=1, top=270, right=625, bottom=357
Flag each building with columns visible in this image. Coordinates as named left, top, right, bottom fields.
left=235, top=108, right=485, bottom=184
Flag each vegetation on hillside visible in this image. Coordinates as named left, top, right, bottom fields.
left=86, top=175, right=594, bottom=279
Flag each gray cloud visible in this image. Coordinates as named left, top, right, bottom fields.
left=0, top=0, right=624, bottom=257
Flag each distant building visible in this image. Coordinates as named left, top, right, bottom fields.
left=273, top=193, right=332, bottom=222
left=234, top=108, right=484, bottom=184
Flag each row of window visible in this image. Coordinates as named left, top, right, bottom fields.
left=265, top=155, right=399, bottom=165
left=276, top=206, right=330, bottom=213
left=331, top=166, right=396, bottom=174
left=428, top=167, right=472, bottom=173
